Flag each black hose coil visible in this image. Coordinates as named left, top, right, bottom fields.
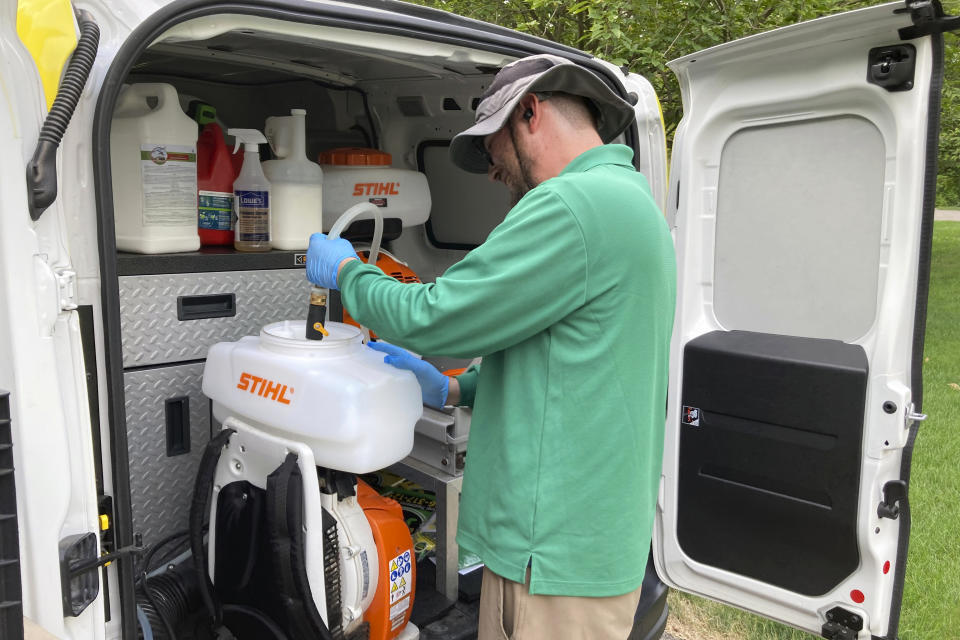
left=27, top=10, right=100, bottom=220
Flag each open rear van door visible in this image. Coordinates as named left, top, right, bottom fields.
left=654, top=2, right=954, bottom=639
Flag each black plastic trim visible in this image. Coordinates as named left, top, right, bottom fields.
left=117, top=249, right=308, bottom=275
left=0, top=392, right=23, bottom=640
left=78, top=306, right=104, bottom=495
left=677, top=331, right=868, bottom=596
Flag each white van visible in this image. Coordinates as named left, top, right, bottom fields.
left=1, top=0, right=951, bottom=638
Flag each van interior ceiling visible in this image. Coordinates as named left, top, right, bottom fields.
left=122, top=14, right=515, bottom=276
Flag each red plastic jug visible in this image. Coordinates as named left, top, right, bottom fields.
left=197, top=122, right=238, bottom=246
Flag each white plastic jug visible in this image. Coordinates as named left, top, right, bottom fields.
left=110, top=83, right=200, bottom=254
left=318, top=148, right=430, bottom=232
left=263, top=109, right=323, bottom=250
left=202, top=320, right=423, bottom=473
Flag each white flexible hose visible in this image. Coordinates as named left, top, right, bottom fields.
left=329, top=201, right=383, bottom=266
left=326, top=202, right=384, bottom=342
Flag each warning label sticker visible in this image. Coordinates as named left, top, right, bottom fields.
left=388, top=550, right=413, bottom=604
left=682, top=406, right=701, bottom=426
left=389, top=597, right=410, bottom=630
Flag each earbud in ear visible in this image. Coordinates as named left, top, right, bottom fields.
left=523, top=108, right=533, bottom=120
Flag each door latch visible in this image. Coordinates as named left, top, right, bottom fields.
left=56, top=268, right=78, bottom=311
left=822, top=606, right=864, bottom=640
left=878, top=480, right=908, bottom=520
left=905, top=402, right=927, bottom=428
left=867, top=44, right=915, bottom=91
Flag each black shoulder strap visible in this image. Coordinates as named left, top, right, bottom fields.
left=267, top=452, right=338, bottom=640
left=190, top=427, right=235, bottom=631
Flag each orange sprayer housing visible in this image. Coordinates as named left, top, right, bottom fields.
left=343, top=251, right=421, bottom=340
left=358, top=479, right=417, bottom=639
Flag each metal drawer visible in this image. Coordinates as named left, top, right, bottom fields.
left=119, top=269, right=308, bottom=367
left=124, top=362, right=210, bottom=549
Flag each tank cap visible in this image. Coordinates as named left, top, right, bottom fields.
left=318, top=147, right=392, bottom=166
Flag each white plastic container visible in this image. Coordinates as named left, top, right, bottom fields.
left=263, top=109, right=323, bottom=250
left=202, top=320, right=423, bottom=473
left=110, top=83, right=200, bottom=253
left=318, top=148, right=430, bottom=232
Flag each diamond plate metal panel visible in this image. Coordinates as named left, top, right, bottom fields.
left=124, top=363, right=210, bottom=549
left=119, top=270, right=308, bottom=367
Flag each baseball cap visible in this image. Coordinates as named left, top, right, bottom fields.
left=449, top=54, right=636, bottom=173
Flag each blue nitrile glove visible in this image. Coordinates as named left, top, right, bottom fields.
left=306, top=232, right=360, bottom=290
left=368, top=341, right=449, bottom=408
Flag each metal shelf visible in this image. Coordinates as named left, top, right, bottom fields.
left=388, top=456, right=462, bottom=601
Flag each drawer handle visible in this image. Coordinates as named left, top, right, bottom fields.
left=165, top=396, right=191, bottom=457
left=177, top=293, right=236, bottom=321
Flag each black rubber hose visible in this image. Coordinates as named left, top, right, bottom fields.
left=136, top=563, right=200, bottom=640
left=26, top=9, right=100, bottom=221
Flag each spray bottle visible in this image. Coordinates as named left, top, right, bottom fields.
left=228, top=128, right=271, bottom=252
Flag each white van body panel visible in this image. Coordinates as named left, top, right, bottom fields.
left=1, top=2, right=107, bottom=636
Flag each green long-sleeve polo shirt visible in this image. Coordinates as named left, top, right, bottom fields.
left=340, top=144, right=676, bottom=596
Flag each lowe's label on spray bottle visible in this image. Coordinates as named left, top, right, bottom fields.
left=140, top=144, right=197, bottom=226
left=235, top=190, right=270, bottom=241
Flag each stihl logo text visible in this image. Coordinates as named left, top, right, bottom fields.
left=353, top=182, right=400, bottom=196
left=237, top=372, right=293, bottom=404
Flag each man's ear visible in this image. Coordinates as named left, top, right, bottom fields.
left=517, top=93, right=541, bottom=130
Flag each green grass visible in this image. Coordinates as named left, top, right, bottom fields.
left=670, top=221, right=960, bottom=640
left=901, top=221, right=960, bottom=639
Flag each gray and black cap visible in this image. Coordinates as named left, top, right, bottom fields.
left=449, top=54, right=636, bottom=173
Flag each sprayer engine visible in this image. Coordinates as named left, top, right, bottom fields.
left=196, top=320, right=423, bottom=640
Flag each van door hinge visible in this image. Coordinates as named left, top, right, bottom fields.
left=897, top=0, right=960, bottom=40
left=56, top=268, right=77, bottom=311
left=878, top=480, right=908, bottom=520
left=822, top=606, right=864, bottom=640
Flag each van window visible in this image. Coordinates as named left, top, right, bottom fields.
left=420, top=142, right=510, bottom=248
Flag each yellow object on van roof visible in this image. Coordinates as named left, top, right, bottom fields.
left=17, top=0, right=78, bottom=111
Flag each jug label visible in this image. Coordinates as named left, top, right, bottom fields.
left=235, top=190, right=270, bottom=241
left=139, top=144, right=197, bottom=226
left=199, top=190, right=234, bottom=231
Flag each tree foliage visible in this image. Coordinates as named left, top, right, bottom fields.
left=410, top=0, right=960, bottom=206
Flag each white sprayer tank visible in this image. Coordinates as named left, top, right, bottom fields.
left=110, top=83, right=201, bottom=253
left=318, top=148, right=430, bottom=232
left=202, top=320, right=423, bottom=473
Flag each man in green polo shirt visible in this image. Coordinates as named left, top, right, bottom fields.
left=306, top=54, right=676, bottom=640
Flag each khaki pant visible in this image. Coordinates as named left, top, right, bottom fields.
left=477, top=566, right=643, bottom=640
